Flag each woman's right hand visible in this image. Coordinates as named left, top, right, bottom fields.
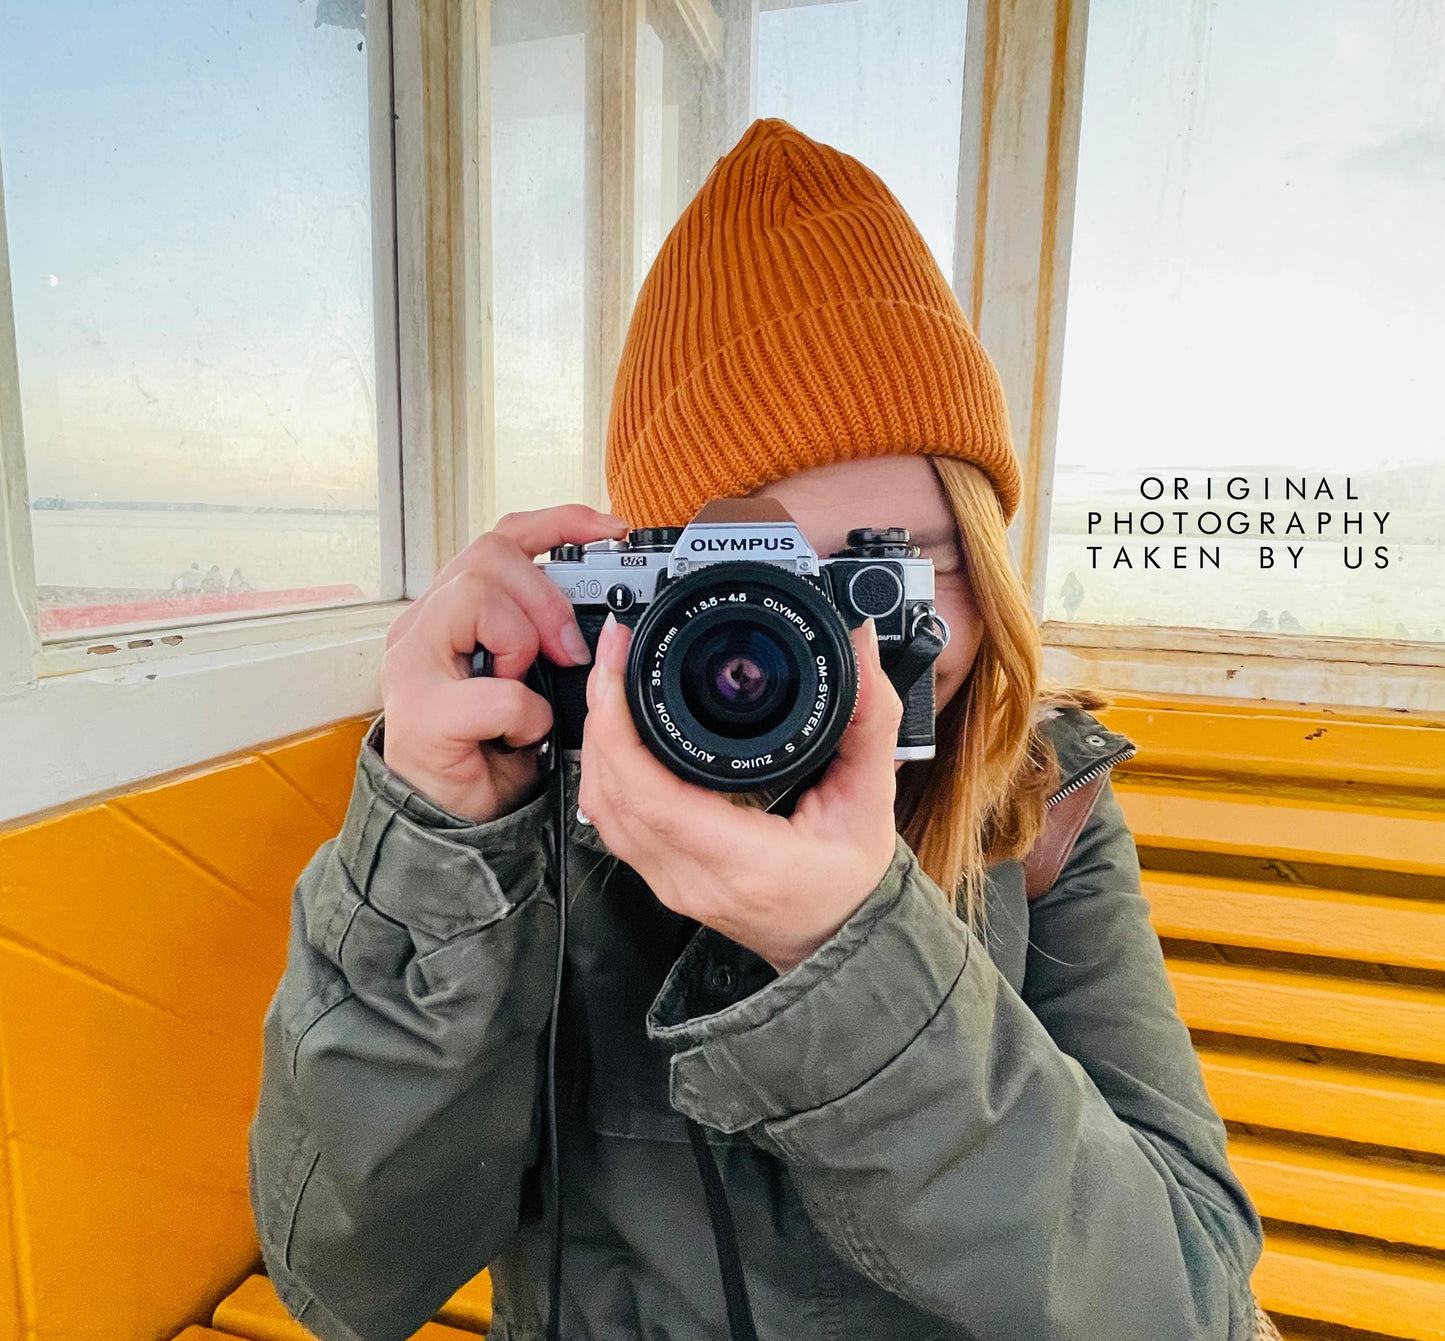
left=380, top=504, right=631, bottom=822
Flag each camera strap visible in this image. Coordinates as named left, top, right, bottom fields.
left=686, top=1117, right=761, bottom=1341
left=472, top=642, right=568, bottom=1340
left=880, top=621, right=947, bottom=700
left=543, top=716, right=568, bottom=1341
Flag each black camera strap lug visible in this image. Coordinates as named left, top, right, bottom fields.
left=881, top=622, right=947, bottom=701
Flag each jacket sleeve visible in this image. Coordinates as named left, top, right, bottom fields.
left=646, top=778, right=1263, bottom=1340
left=247, top=722, right=559, bottom=1341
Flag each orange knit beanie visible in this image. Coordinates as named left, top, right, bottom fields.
left=605, top=118, right=1021, bottom=528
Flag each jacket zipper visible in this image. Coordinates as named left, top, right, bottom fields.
left=1045, top=744, right=1138, bottom=809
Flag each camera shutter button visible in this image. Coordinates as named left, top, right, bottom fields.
left=847, top=565, right=904, bottom=620
left=606, top=584, right=636, bottom=613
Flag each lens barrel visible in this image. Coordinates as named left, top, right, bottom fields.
left=625, top=562, right=857, bottom=792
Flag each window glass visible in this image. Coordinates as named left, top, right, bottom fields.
left=489, top=0, right=589, bottom=519
left=484, top=0, right=972, bottom=521
left=0, top=0, right=383, bottom=638
left=636, top=0, right=710, bottom=304
left=1050, top=0, right=1445, bottom=642
left=756, top=0, right=970, bottom=280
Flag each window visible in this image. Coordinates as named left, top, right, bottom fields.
left=755, top=0, right=970, bottom=280
left=635, top=0, right=710, bottom=305
left=1048, top=0, right=1445, bottom=643
left=489, top=0, right=590, bottom=518
left=480, top=0, right=973, bottom=524
left=0, top=0, right=396, bottom=641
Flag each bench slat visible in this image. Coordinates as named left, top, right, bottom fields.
left=1199, top=1048, right=1445, bottom=1156
left=1116, top=782, right=1445, bottom=877
left=1167, top=960, right=1445, bottom=1065
left=435, top=1272, right=492, bottom=1333
left=1254, top=1229, right=1445, bottom=1340
left=1101, top=699, right=1445, bottom=793
left=1230, top=1134, right=1445, bottom=1250
left=1145, top=871, right=1445, bottom=971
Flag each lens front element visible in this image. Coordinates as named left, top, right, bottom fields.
left=626, top=562, right=857, bottom=792
left=681, top=623, right=799, bottom=738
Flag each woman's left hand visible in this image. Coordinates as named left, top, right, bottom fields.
left=578, top=614, right=904, bottom=974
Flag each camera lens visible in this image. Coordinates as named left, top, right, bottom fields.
left=681, top=622, right=798, bottom=737
left=624, top=561, right=858, bottom=792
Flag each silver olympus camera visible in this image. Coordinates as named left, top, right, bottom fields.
left=479, top=500, right=950, bottom=794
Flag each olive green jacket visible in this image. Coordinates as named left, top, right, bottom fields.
left=248, top=706, right=1262, bottom=1340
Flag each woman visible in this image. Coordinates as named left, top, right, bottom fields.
left=248, top=120, right=1264, bottom=1340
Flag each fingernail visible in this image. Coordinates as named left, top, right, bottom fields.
left=561, top=621, right=591, bottom=665
left=598, top=612, right=619, bottom=669
left=602, top=512, right=629, bottom=529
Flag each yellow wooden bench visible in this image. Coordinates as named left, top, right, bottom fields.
left=4, top=697, right=1441, bottom=1341
left=1102, top=695, right=1445, bottom=1341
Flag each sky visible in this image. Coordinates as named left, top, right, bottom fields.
left=1056, top=0, right=1445, bottom=473
left=0, top=0, right=378, bottom=509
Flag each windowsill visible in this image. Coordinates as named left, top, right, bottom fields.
left=35, top=599, right=403, bottom=678
left=0, top=603, right=404, bottom=828
left=1042, top=621, right=1445, bottom=714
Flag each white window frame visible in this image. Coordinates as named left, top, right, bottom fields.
left=0, top=0, right=487, bottom=825
left=955, top=0, right=1445, bottom=713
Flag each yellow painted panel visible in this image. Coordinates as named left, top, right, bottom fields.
left=0, top=803, right=283, bottom=1037
left=1145, top=871, right=1445, bottom=971
left=0, top=946, right=257, bottom=1189
left=115, top=756, right=336, bottom=915
left=1199, top=1047, right=1445, bottom=1157
left=0, top=1119, right=23, bottom=1341
left=1100, top=696, right=1445, bottom=793
left=0, top=718, right=365, bottom=1341
left=213, top=1274, right=485, bottom=1339
left=435, top=1271, right=492, bottom=1332
left=1230, top=1134, right=1445, bottom=1251
left=1169, top=959, right=1445, bottom=1065
left=15, top=1138, right=253, bottom=1341
left=263, top=718, right=371, bottom=831
left=1254, top=1229, right=1445, bottom=1340
left=1117, top=781, right=1445, bottom=878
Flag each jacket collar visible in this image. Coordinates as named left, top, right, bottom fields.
left=1033, top=705, right=1137, bottom=807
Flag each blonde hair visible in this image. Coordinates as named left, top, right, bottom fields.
left=894, top=457, right=1107, bottom=925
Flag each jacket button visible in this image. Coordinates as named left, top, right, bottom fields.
left=1085, top=733, right=1106, bottom=748
left=706, top=963, right=736, bottom=995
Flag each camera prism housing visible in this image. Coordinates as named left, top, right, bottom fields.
left=536, top=499, right=948, bottom=794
